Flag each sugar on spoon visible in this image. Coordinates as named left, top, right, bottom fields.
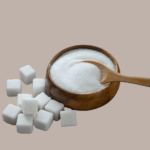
left=79, top=61, right=150, bottom=87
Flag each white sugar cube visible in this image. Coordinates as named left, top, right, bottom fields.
left=21, top=98, right=38, bottom=114
left=6, top=79, right=21, bottom=97
left=19, top=65, right=36, bottom=85
left=60, top=110, right=77, bottom=127
left=33, top=78, right=46, bottom=97
left=2, top=104, right=22, bottom=125
left=45, top=100, right=64, bottom=121
left=34, top=110, right=53, bottom=131
left=35, top=92, right=51, bottom=110
left=17, top=94, right=32, bottom=108
left=16, top=114, right=33, bottom=134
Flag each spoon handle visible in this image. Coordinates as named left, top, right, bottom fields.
left=105, top=71, right=150, bottom=87
left=79, top=60, right=150, bottom=87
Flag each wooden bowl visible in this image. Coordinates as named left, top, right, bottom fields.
left=45, top=45, right=120, bottom=110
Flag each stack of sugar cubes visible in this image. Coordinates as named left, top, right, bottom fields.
left=2, top=65, right=77, bottom=134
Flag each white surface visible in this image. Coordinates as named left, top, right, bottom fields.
left=33, top=78, right=46, bottom=97
left=34, top=110, right=53, bottom=131
left=17, top=94, right=32, bottom=108
left=2, top=104, right=22, bottom=125
left=60, top=110, right=77, bottom=127
left=50, top=48, right=115, bottom=94
left=45, top=100, right=64, bottom=121
left=35, top=92, right=51, bottom=110
left=19, top=65, right=36, bottom=85
left=21, top=98, right=38, bottom=114
left=16, top=114, right=33, bottom=134
left=6, top=79, right=22, bottom=96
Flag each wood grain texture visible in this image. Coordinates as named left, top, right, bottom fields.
left=45, top=45, right=120, bottom=110
left=81, top=60, right=150, bottom=87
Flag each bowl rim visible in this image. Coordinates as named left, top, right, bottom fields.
left=47, top=45, right=120, bottom=95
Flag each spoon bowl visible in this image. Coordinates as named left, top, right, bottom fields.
left=45, top=45, right=120, bottom=110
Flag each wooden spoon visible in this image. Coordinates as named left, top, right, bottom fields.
left=79, top=61, right=150, bottom=87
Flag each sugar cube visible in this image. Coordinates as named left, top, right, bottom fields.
left=45, top=100, right=64, bottom=121
left=6, top=79, right=21, bottom=97
left=21, top=98, right=38, bottom=114
left=35, top=92, right=51, bottom=110
left=60, top=110, right=77, bottom=127
left=19, top=65, right=36, bottom=85
left=34, top=110, right=53, bottom=131
left=33, top=78, right=46, bottom=97
left=2, top=104, right=22, bottom=125
left=16, top=114, right=33, bottom=134
left=17, top=94, right=32, bottom=108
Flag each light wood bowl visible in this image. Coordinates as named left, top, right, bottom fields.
left=45, top=45, right=120, bottom=110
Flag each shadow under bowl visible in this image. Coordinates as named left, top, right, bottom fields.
left=45, top=45, right=120, bottom=111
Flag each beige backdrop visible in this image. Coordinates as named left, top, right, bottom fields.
left=0, top=0, right=150, bottom=150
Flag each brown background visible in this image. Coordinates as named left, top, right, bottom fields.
left=0, top=0, right=150, bottom=150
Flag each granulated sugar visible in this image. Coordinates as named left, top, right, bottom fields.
left=50, top=48, right=116, bottom=94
